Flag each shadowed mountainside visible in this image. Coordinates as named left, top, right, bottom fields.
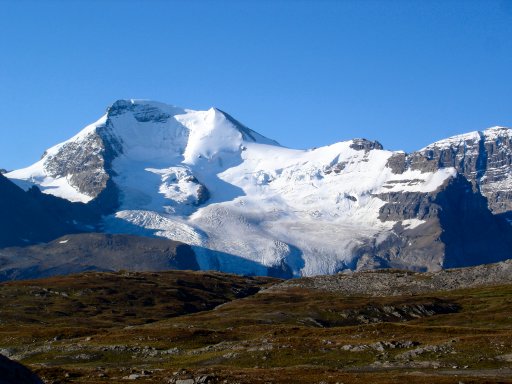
left=0, top=233, right=200, bottom=281
left=0, top=173, right=77, bottom=247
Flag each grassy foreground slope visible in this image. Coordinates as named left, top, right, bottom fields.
left=1, top=268, right=512, bottom=383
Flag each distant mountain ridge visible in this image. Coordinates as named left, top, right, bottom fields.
left=4, top=99, right=512, bottom=277
left=0, top=233, right=198, bottom=281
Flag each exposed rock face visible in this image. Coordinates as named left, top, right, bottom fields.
left=389, top=127, right=512, bottom=214
left=158, top=168, right=211, bottom=210
left=362, top=175, right=512, bottom=271
left=0, top=233, right=199, bottom=281
left=107, top=99, right=172, bottom=123
left=349, top=138, right=384, bottom=152
left=0, top=354, right=43, bottom=384
left=385, top=152, right=408, bottom=174
left=43, top=116, right=123, bottom=213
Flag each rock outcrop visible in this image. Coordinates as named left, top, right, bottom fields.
left=0, top=354, right=43, bottom=384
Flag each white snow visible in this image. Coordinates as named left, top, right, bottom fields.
left=7, top=162, right=93, bottom=203
left=176, top=108, right=245, bottom=164
left=381, top=168, right=457, bottom=193
left=483, top=126, right=512, bottom=141
left=421, top=126, right=512, bottom=151
left=421, top=131, right=481, bottom=151
left=401, top=219, right=426, bottom=230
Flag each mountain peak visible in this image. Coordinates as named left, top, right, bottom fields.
left=106, top=99, right=185, bottom=122
left=6, top=100, right=281, bottom=203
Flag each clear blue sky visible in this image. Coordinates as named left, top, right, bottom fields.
left=1, top=0, right=511, bottom=170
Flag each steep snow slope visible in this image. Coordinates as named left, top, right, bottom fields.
left=8, top=100, right=510, bottom=276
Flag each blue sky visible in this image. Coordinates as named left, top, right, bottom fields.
left=1, top=0, right=511, bottom=170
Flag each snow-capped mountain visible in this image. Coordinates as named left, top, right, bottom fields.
left=6, top=100, right=512, bottom=276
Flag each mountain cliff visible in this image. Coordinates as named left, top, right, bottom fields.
left=6, top=100, right=512, bottom=276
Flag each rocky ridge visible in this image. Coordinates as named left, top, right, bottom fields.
left=0, top=233, right=199, bottom=281
left=276, top=258, right=512, bottom=296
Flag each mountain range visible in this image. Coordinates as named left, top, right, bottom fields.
left=2, top=99, right=512, bottom=278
